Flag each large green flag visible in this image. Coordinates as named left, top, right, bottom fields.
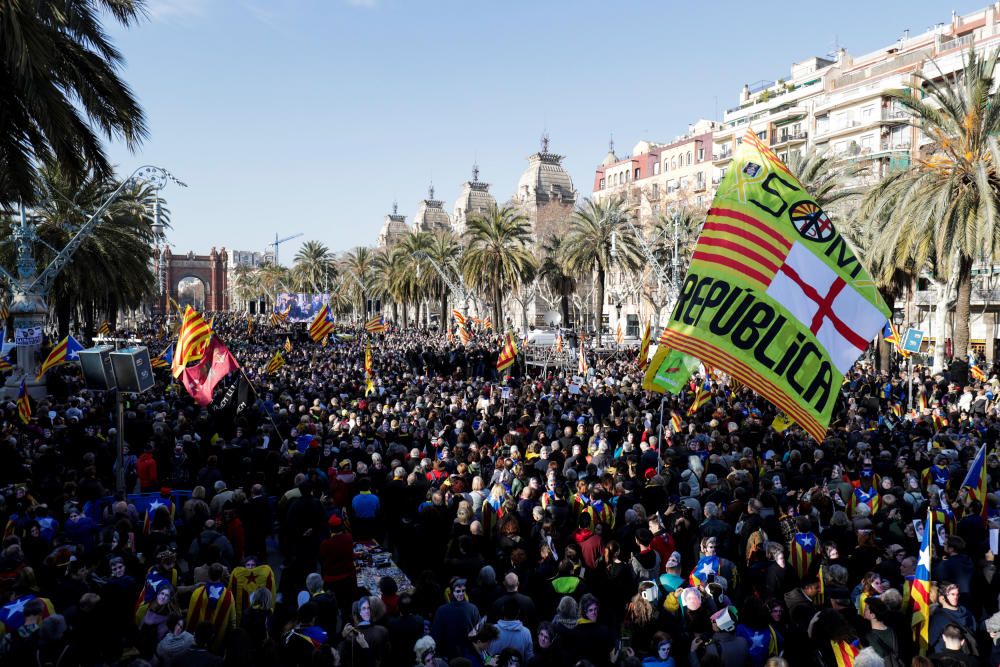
left=642, top=346, right=700, bottom=395
left=661, top=130, right=889, bottom=442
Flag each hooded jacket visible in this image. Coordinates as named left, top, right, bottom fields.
left=490, top=619, right=534, bottom=661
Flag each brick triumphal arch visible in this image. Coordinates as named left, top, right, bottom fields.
left=154, top=247, right=229, bottom=313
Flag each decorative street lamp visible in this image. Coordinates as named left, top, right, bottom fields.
left=4, top=166, right=183, bottom=396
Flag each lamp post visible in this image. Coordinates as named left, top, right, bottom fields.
left=4, top=166, right=182, bottom=397
left=893, top=308, right=912, bottom=411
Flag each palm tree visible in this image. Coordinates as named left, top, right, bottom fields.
left=256, top=262, right=289, bottom=310
left=292, top=240, right=336, bottom=293
left=427, top=230, right=461, bottom=328
left=396, top=231, right=433, bottom=325
left=860, top=48, right=1000, bottom=360
left=2, top=166, right=161, bottom=336
left=538, top=237, right=576, bottom=327
left=342, top=246, right=376, bottom=321
left=0, top=0, right=147, bottom=205
left=561, top=197, right=643, bottom=335
left=232, top=264, right=262, bottom=311
left=461, top=204, right=536, bottom=327
left=786, top=145, right=868, bottom=216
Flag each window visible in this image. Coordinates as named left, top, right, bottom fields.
left=757, top=131, right=766, bottom=141
left=834, top=141, right=848, bottom=155
left=634, top=168, right=640, bottom=180
left=653, top=162, right=660, bottom=175
left=696, top=195, right=705, bottom=208
left=860, top=134, right=875, bottom=152
left=861, top=105, right=874, bottom=122
left=651, top=183, right=659, bottom=199
left=599, top=178, right=605, bottom=189
left=686, top=151, right=692, bottom=165
left=626, top=314, right=639, bottom=338
left=698, top=148, right=705, bottom=161
left=680, top=176, right=689, bottom=189
left=663, top=159, right=669, bottom=172
left=671, top=157, right=677, bottom=169
left=652, top=203, right=660, bottom=215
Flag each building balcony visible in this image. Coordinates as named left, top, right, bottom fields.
left=713, top=150, right=733, bottom=165
left=692, top=179, right=707, bottom=192
left=882, top=108, right=908, bottom=122
left=770, top=131, right=808, bottom=147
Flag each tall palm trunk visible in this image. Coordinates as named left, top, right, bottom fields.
left=392, top=302, right=399, bottom=324
left=879, top=296, right=896, bottom=373
left=493, top=286, right=503, bottom=330
left=560, top=292, right=571, bottom=328
left=440, top=293, right=448, bottom=334
left=56, top=300, right=71, bottom=338
left=954, top=255, right=974, bottom=361
left=595, top=264, right=606, bottom=336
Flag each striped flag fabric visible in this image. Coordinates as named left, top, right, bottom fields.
left=452, top=309, right=467, bottom=326
left=364, top=342, right=375, bottom=396
left=831, top=639, right=860, bottom=667
left=615, top=322, right=624, bottom=346
left=16, top=380, right=30, bottom=424
left=637, top=320, right=651, bottom=369
left=365, top=315, right=387, bottom=333
left=264, top=351, right=285, bottom=375
left=960, top=443, right=988, bottom=523
left=36, top=335, right=83, bottom=380
left=496, top=332, right=518, bottom=372
left=97, top=321, right=111, bottom=336
left=555, top=331, right=563, bottom=354
left=458, top=325, right=471, bottom=345
left=687, top=386, right=711, bottom=416
left=447, top=327, right=454, bottom=343
left=483, top=316, right=493, bottom=329
left=659, top=129, right=889, bottom=444
left=912, top=509, right=932, bottom=655
left=151, top=346, right=173, bottom=369
left=247, top=318, right=253, bottom=336
left=308, top=304, right=334, bottom=342
left=882, top=321, right=910, bottom=358
left=0, top=352, right=13, bottom=373
left=970, top=353, right=987, bottom=382
left=578, top=333, right=589, bottom=374
left=0, top=304, right=8, bottom=321
left=186, top=583, right=235, bottom=649
left=688, top=555, right=719, bottom=586
left=789, top=531, right=818, bottom=580
left=172, top=306, right=213, bottom=378
left=283, top=338, right=292, bottom=353
left=269, top=308, right=289, bottom=327
left=671, top=411, right=683, bottom=434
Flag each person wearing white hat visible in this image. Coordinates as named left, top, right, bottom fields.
left=689, top=605, right=748, bottom=667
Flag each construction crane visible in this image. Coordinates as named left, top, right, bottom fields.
left=269, top=232, right=303, bottom=267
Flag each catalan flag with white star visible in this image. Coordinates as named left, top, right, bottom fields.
left=308, top=304, right=334, bottom=342
left=16, top=379, right=30, bottom=424
left=970, top=353, right=987, bottom=382
left=37, top=335, right=83, bottom=380
left=364, top=315, right=387, bottom=334
left=912, top=508, right=932, bottom=655
left=151, top=346, right=173, bottom=370
left=0, top=352, right=13, bottom=373
left=264, top=351, right=285, bottom=375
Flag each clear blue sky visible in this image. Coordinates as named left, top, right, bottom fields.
left=104, top=0, right=985, bottom=260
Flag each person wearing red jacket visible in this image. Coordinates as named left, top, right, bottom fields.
left=319, top=514, right=356, bottom=612
left=574, top=512, right=603, bottom=571
left=136, top=444, right=159, bottom=492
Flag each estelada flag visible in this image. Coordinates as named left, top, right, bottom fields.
left=186, top=583, right=235, bottom=649
left=16, top=379, right=30, bottom=424
left=151, top=345, right=173, bottom=370
left=173, top=306, right=212, bottom=378
left=831, top=639, right=859, bottom=667
left=36, top=335, right=83, bottom=380
left=180, top=336, right=240, bottom=407
left=496, top=332, right=518, bottom=372
left=264, top=351, right=285, bottom=375
left=308, top=304, right=334, bottom=342
left=0, top=352, right=13, bottom=373
left=960, top=443, right=988, bottom=524
left=365, top=315, right=387, bottom=333
left=452, top=309, right=467, bottom=326
left=660, top=129, right=889, bottom=443
left=283, top=337, right=292, bottom=353
left=637, top=320, right=651, bottom=369
left=228, top=564, right=276, bottom=623
left=789, top=531, right=818, bottom=580
left=912, top=509, right=932, bottom=655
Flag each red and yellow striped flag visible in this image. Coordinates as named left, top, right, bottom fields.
left=637, top=320, right=651, bottom=369
left=831, top=639, right=859, bottom=667
left=172, top=306, right=213, bottom=378
left=309, top=304, right=334, bottom=342
left=496, top=332, right=518, bottom=372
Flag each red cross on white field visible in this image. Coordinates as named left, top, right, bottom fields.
left=766, top=243, right=887, bottom=374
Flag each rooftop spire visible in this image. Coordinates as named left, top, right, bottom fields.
left=392, top=200, right=398, bottom=215
left=472, top=163, right=480, bottom=182
left=428, top=183, right=435, bottom=200
left=541, top=132, right=550, bottom=154
left=609, top=133, right=615, bottom=155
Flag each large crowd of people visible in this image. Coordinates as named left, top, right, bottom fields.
left=0, top=313, right=998, bottom=667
